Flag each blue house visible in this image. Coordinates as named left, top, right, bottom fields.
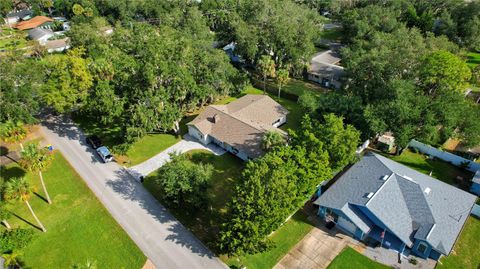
left=470, top=170, right=480, bottom=196
left=314, top=153, right=476, bottom=260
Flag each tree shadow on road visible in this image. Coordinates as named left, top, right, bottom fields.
left=106, top=169, right=218, bottom=259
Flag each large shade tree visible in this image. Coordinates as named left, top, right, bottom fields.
left=202, top=0, right=322, bottom=72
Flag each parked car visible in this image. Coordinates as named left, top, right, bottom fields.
left=86, top=135, right=102, bottom=149
left=96, top=146, right=113, bottom=163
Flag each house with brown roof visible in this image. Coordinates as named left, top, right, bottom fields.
left=15, top=16, right=53, bottom=30
left=187, top=94, right=289, bottom=161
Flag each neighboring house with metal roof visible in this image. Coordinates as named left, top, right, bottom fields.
left=307, top=50, right=344, bottom=89
left=15, top=16, right=53, bottom=30
left=187, top=94, right=288, bottom=161
left=470, top=170, right=480, bottom=196
left=4, top=9, right=32, bottom=25
left=314, top=153, right=476, bottom=260
left=28, top=28, right=54, bottom=44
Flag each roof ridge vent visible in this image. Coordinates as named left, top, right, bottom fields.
left=365, top=192, right=374, bottom=199
left=381, top=175, right=389, bottom=181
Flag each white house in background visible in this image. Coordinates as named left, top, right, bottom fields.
left=28, top=28, right=54, bottom=44
left=45, top=38, right=70, bottom=53
left=187, top=94, right=288, bottom=161
left=307, top=50, right=344, bottom=90
left=4, top=9, right=32, bottom=25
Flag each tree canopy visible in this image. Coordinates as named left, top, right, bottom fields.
left=153, top=152, right=213, bottom=207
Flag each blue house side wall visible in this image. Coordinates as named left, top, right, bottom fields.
left=470, top=182, right=480, bottom=196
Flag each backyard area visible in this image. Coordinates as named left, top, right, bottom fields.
left=252, top=77, right=328, bottom=98
left=388, top=149, right=473, bottom=188
left=0, top=151, right=146, bottom=268
left=437, top=217, right=480, bottom=269
left=466, top=51, right=480, bottom=68
left=327, top=247, right=389, bottom=269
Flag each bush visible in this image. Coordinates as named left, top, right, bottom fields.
left=0, top=228, right=35, bottom=253
left=409, top=257, right=417, bottom=264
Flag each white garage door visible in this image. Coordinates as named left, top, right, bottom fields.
left=337, top=216, right=357, bottom=235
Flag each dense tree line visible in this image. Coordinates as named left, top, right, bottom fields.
left=219, top=114, right=359, bottom=255
left=295, top=0, right=480, bottom=149
left=200, top=0, right=323, bottom=74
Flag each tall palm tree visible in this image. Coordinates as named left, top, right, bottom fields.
left=275, top=68, right=290, bottom=98
left=262, top=131, right=285, bottom=151
left=0, top=201, right=12, bottom=230
left=258, top=55, right=276, bottom=94
left=4, top=177, right=47, bottom=232
left=20, top=143, right=53, bottom=204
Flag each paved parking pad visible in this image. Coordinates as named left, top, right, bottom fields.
left=274, top=225, right=352, bottom=269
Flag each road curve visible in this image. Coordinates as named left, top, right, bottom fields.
left=40, top=115, right=227, bottom=269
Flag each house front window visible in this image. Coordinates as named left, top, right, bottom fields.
left=417, top=242, right=428, bottom=255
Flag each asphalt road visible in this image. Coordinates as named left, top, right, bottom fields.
left=40, top=114, right=227, bottom=269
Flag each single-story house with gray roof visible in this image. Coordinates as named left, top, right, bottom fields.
left=314, top=152, right=476, bottom=260
left=307, top=50, right=344, bottom=89
left=28, top=28, right=54, bottom=44
left=187, top=94, right=288, bottom=161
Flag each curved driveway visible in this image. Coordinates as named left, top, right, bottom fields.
left=40, top=115, right=227, bottom=269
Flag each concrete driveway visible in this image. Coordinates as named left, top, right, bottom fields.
left=128, top=134, right=226, bottom=180
left=274, top=219, right=355, bottom=269
left=40, top=114, right=227, bottom=269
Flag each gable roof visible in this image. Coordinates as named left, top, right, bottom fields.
left=6, top=9, right=32, bottom=18
left=45, top=38, right=70, bottom=50
left=28, top=28, right=53, bottom=40
left=314, top=153, right=476, bottom=255
left=15, top=16, right=53, bottom=30
left=188, top=95, right=288, bottom=158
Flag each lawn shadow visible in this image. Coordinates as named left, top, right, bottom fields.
left=0, top=166, right=26, bottom=180
left=33, top=192, right=49, bottom=204
left=105, top=169, right=218, bottom=259
left=11, top=212, right=44, bottom=232
left=0, top=146, right=8, bottom=155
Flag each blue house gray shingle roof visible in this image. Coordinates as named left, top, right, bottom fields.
left=314, top=153, right=476, bottom=255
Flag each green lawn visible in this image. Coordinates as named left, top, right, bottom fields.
left=143, top=150, right=244, bottom=250
left=253, top=77, right=328, bottom=98
left=224, top=211, right=315, bottom=269
left=125, top=134, right=181, bottom=166
left=320, top=28, right=343, bottom=41
left=388, top=150, right=472, bottom=188
left=437, top=217, right=480, bottom=269
left=466, top=52, right=480, bottom=68
left=327, top=247, right=390, bottom=269
left=0, top=26, right=32, bottom=52
left=72, top=113, right=180, bottom=167
left=0, top=152, right=146, bottom=268
left=143, top=150, right=314, bottom=268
